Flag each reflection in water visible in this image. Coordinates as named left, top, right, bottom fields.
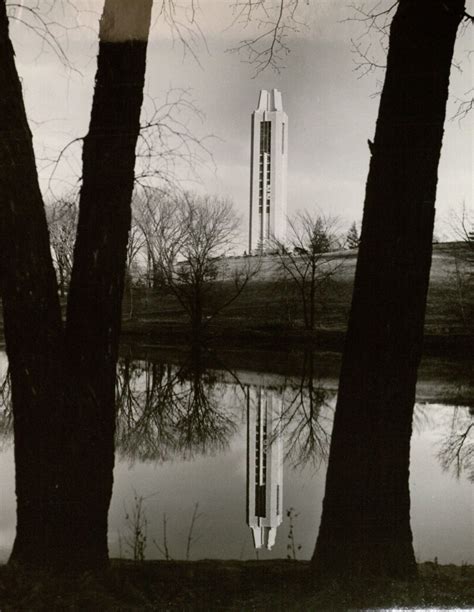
left=115, top=348, right=334, bottom=553
left=279, top=351, right=334, bottom=469
left=246, top=386, right=283, bottom=550
left=0, top=348, right=471, bottom=562
left=437, top=406, right=474, bottom=482
left=243, top=352, right=335, bottom=551
left=0, top=368, right=12, bottom=448
left=115, top=348, right=237, bottom=462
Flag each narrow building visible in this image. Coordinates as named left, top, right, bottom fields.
left=246, top=386, right=283, bottom=550
left=249, top=89, right=288, bottom=254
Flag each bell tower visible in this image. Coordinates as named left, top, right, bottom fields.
left=249, top=89, right=288, bottom=253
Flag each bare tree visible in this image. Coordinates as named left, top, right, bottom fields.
left=142, top=191, right=259, bottom=338
left=134, top=189, right=184, bottom=289
left=448, top=201, right=474, bottom=250
left=445, top=202, right=473, bottom=333
left=123, top=209, right=147, bottom=320
left=272, top=211, right=342, bottom=331
left=45, top=196, right=78, bottom=297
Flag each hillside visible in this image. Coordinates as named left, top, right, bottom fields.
left=121, top=242, right=473, bottom=350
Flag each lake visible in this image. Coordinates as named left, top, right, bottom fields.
left=0, top=347, right=472, bottom=564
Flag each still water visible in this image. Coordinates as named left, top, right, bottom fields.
left=0, top=349, right=472, bottom=563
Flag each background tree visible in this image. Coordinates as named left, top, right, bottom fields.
left=272, top=211, right=342, bottom=331
left=144, top=191, right=258, bottom=339
left=346, top=221, right=360, bottom=249
left=124, top=209, right=147, bottom=320
left=312, top=0, right=466, bottom=580
left=0, top=0, right=153, bottom=569
left=45, top=196, right=78, bottom=297
left=448, top=202, right=474, bottom=250
left=134, top=189, right=183, bottom=289
left=446, top=203, right=474, bottom=333
left=441, top=203, right=473, bottom=333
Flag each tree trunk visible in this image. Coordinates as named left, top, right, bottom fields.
left=1, top=0, right=153, bottom=569
left=63, top=0, right=153, bottom=568
left=312, top=0, right=464, bottom=579
left=309, top=267, right=316, bottom=331
left=0, top=1, right=67, bottom=567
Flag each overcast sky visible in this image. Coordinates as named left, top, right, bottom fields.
left=9, top=0, right=473, bottom=245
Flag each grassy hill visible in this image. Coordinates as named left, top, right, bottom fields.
left=122, top=242, right=473, bottom=350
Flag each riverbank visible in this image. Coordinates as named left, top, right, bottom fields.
left=118, top=340, right=474, bottom=407
left=0, top=560, right=473, bottom=610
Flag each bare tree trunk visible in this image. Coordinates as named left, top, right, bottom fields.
left=63, top=0, right=153, bottom=568
left=309, top=266, right=316, bottom=331
left=191, top=286, right=203, bottom=342
left=0, top=1, right=67, bottom=566
left=0, top=0, right=153, bottom=569
left=312, top=0, right=464, bottom=579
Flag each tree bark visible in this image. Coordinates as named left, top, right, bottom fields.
left=312, top=0, right=464, bottom=579
left=1, top=0, right=153, bottom=569
left=0, top=0, right=67, bottom=566
left=62, top=0, right=153, bottom=569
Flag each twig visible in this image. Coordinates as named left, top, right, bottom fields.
left=186, top=502, right=203, bottom=560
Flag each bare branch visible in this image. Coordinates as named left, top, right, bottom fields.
left=452, top=88, right=474, bottom=122
left=156, top=0, right=208, bottom=66
left=227, top=0, right=305, bottom=75
left=42, top=88, right=215, bottom=200
left=135, top=89, right=215, bottom=192
left=6, top=0, right=91, bottom=71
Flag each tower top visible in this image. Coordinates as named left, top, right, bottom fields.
left=256, top=89, right=283, bottom=112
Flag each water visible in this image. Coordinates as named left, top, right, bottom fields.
left=0, top=349, right=472, bottom=564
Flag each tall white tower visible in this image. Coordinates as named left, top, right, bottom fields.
left=249, top=89, right=288, bottom=254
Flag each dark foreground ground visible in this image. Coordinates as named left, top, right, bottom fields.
left=0, top=560, right=473, bottom=610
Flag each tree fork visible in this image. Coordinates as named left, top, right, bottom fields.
left=0, top=0, right=153, bottom=569
left=312, top=0, right=464, bottom=579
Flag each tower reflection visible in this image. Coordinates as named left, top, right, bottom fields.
left=246, top=386, right=283, bottom=550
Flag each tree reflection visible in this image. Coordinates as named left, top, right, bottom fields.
left=115, top=345, right=237, bottom=462
left=437, top=406, right=474, bottom=482
left=0, top=368, right=12, bottom=445
left=278, top=350, right=334, bottom=468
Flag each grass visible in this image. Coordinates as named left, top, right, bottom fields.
left=0, top=561, right=473, bottom=610
left=121, top=243, right=473, bottom=353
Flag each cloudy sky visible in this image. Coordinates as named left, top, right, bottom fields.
left=9, top=0, right=473, bottom=246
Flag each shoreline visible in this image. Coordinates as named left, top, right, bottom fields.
left=119, top=321, right=474, bottom=406
left=121, top=318, right=473, bottom=356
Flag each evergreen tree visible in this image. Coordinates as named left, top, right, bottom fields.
left=346, top=221, right=360, bottom=249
